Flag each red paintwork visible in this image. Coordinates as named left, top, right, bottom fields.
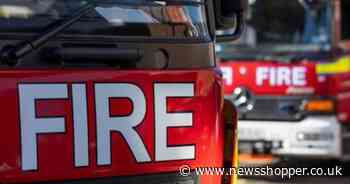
left=220, top=61, right=319, bottom=96
left=220, top=60, right=350, bottom=124
left=0, top=69, right=227, bottom=184
left=332, top=73, right=350, bottom=123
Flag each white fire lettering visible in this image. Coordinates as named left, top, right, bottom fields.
left=18, top=83, right=195, bottom=171
left=256, top=66, right=306, bottom=86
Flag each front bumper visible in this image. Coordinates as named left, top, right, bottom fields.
left=238, top=116, right=342, bottom=159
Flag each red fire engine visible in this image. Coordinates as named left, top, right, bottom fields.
left=219, top=0, right=350, bottom=163
left=0, top=0, right=247, bottom=183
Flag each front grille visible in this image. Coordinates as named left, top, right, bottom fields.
left=35, top=172, right=199, bottom=184
left=234, top=96, right=306, bottom=121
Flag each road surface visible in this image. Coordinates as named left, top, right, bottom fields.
left=237, top=160, right=350, bottom=184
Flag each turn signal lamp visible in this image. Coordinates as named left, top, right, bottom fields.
left=304, top=99, right=335, bottom=113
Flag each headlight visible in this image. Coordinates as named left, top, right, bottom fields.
left=296, top=132, right=334, bottom=141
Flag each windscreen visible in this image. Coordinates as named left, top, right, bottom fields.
left=0, top=0, right=208, bottom=39
left=341, top=0, right=350, bottom=40
left=236, top=0, right=332, bottom=49
left=217, top=0, right=333, bottom=61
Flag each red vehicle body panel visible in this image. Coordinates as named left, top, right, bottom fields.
left=333, top=73, right=350, bottom=123
left=221, top=60, right=350, bottom=124
left=0, top=69, right=225, bottom=183
left=220, top=61, right=319, bottom=96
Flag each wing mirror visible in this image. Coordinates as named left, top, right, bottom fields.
left=215, top=0, right=248, bottom=42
